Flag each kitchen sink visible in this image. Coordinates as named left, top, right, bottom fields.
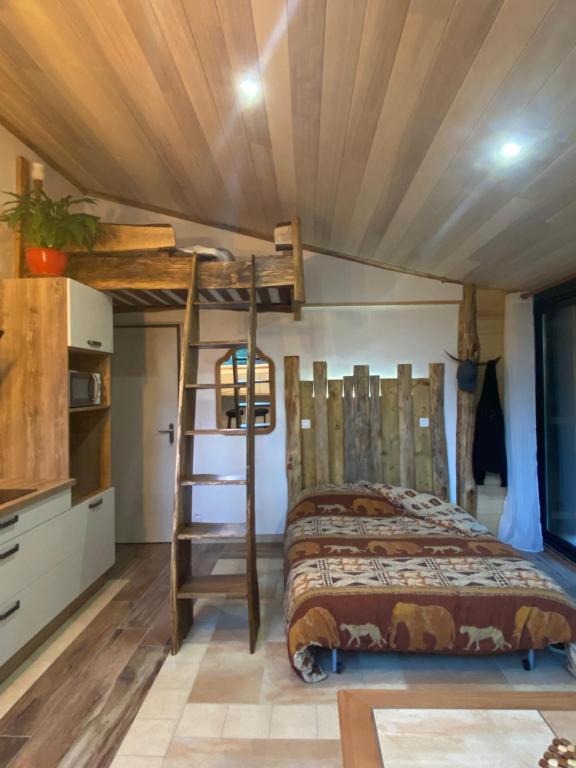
left=0, top=488, right=36, bottom=504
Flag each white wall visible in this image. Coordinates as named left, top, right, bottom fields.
left=0, top=123, right=80, bottom=278
left=106, top=199, right=461, bottom=534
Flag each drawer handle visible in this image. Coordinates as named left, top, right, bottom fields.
left=0, top=600, right=20, bottom=622
left=0, top=543, right=19, bottom=561
left=0, top=515, right=18, bottom=530
left=89, top=498, right=103, bottom=510
left=87, top=339, right=102, bottom=348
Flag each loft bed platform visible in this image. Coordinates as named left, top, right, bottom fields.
left=63, top=219, right=305, bottom=319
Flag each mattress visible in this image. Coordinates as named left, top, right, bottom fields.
left=283, top=483, right=576, bottom=682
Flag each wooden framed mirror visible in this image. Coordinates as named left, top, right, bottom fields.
left=215, top=346, right=275, bottom=434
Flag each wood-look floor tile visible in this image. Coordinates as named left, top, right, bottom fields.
left=0, top=735, right=27, bottom=766
left=164, top=737, right=342, bottom=767
left=58, top=645, right=168, bottom=768
left=115, top=547, right=170, bottom=603
left=120, top=566, right=170, bottom=631
left=188, top=643, right=266, bottom=704
left=117, top=718, right=177, bottom=758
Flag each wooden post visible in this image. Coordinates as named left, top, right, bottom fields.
left=398, top=364, right=415, bottom=488
left=429, top=363, right=449, bottom=500
left=343, top=376, right=355, bottom=482
left=328, top=380, right=344, bottom=483
left=456, top=284, right=480, bottom=515
left=369, top=375, right=383, bottom=482
left=284, top=356, right=302, bottom=505
left=353, top=366, right=370, bottom=482
left=300, top=381, right=315, bottom=489
left=381, top=378, right=400, bottom=485
left=291, top=216, right=305, bottom=320
left=313, top=361, right=329, bottom=485
left=12, top=156, right=30, bottom=277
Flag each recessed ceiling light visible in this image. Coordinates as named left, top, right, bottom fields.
left=501, top=141, right=521, bottom=159
left=238, top=77, right=261, bottom=102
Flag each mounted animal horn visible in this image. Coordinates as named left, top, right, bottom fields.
left=445, top=352, right=501, bottom=393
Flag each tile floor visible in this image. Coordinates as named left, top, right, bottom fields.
left=110, top=552, right=576, bottom=768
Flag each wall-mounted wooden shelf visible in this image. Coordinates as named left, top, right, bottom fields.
left=69, top=404, right=111, bottom=414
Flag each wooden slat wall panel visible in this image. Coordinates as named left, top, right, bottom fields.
left=412, top=378, right=432, bottom=493
left=284, top=356, right=302, bottom=506
left=313, top=361, right=329, bottom=485
left=328, top=379, right=344, bottom=484
left=353, top=365, right=370, bottom=482
left=300, top=380, right=316, bottom=489
left=429, top=363, right=449, bottom=500
left=381, top=379, right=400, bottom=486
left=284, top=358, right=448, bottom=498
left=369, top=375, right=383, bottom=482
left=343, top=376, right=355, bottom=483
left=398, top=364, right=415, bottom=488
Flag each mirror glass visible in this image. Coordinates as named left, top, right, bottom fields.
left=215, top=346, right=275, bottom=434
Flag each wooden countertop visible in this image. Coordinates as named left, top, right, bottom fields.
left=0, top=479, right=75, bottom=520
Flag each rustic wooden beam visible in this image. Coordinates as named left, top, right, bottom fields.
left=300, top=380, right=316, bottom=489
left=353, top=365, right=371, bottom=482
left=313, top=361, right=329, bottom=485
left=412, top=379, right=432, bottom=493
left=343, top=376, right=355, bottom=482
left=291, top=216, right=305, bottom=312
left=381, top=379, right=400, bottom=485
left=369, top=375, right=383, bottom=482
left=456, top=284, right=480, bottom=515
left=72, top=223, right=176, bottom=253
left=398, top=364, right=415, bottom=488
left=11, top=156, right=29, bottom=277
left=284, top=356, right=302, bottom=506
left=65, top=253, right=295, bottom=291
left=429, top=363, right=449, bottom=500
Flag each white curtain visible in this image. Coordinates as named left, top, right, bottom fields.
left=498, top=293, right=543, bottom=552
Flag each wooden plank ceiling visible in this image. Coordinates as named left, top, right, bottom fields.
left=1, top=0, right=575, bottom=291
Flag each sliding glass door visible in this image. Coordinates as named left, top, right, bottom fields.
left=535, top=279, right=576, bottom=561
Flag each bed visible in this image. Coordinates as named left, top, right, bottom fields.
left=284, top=483, right=576, bottom=682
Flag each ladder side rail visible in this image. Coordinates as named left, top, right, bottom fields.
left=171, top=255, right=199, bottom=653
left=246, top=254, right=260, bottom=652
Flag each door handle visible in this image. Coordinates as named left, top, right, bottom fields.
left=158, top=423, right=175, bottom=445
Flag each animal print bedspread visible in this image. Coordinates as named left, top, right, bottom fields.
left=284, top=485, right=576, bottom=682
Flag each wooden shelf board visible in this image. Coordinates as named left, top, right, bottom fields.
left=181, top=474, right=246, bottom=486
left=190, top=340, right=247, bottom=349
left=186, top=382, right=247, bottom=390
left=185, top=429, right=245, bottom=436
left=177, top=574, right=248, bottom=599
left=69, top=404, right=111, bottom=413
left=178, top=523, right=246, bottom=540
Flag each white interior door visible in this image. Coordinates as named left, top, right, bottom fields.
left=112, top=325, right=179, bottom=543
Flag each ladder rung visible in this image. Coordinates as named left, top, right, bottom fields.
left=177, top=574, right=248, bottom=599
left=178, top=523, right=246, bottom=540
left=181, top=474, right=246, bottom=486
left=185, top=429, right=245, bottom=436
left=186, top=382, right=247, bottom=390
left=190, top=340, right=247, bottom=349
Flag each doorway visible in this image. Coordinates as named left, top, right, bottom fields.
left=535, top=280, right=576, bottom=561
left=111, top=324, right=180, bottom=543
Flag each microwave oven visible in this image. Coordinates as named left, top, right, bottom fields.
left=69, top=371, right=102, bottom=407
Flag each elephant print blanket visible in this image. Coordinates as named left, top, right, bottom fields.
left=283, top=484, right=576, bottom=682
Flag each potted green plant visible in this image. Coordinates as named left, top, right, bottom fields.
left=0, top=189, right=103, bottom=276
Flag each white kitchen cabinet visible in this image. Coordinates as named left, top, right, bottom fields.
left=0, top=488, right=71, bottom=546
left=73, top=488, right=115, bottom=590
left=67, top=278, right=114, bottom=353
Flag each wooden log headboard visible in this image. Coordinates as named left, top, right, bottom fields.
left=284, top=357, right=449, bottom=506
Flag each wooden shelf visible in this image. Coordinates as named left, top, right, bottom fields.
left=177, top=574, right=248, bottom=599
left=185, top=429, right=245, bottom=436
left=69, top=404, right=111, bottom=413
left=181, top=474, right=246, bottom=486
left=178, top=523, right=246, bottom=540
left=189, top=340, right=247, bottom=349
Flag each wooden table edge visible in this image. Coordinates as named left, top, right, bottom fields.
left=337, top=688, right=576, bottom=768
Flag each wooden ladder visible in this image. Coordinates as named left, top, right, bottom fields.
left=171, top=254, right=260, bottom=654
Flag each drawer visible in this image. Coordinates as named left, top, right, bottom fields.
left=0, top=553, right=79, bottom=667
left=67, top=279, right=114, bottom=353
left=73, top=488, right=115, bottom=590
left=0, top=505, right=82, bottom=605
left=0, top=489, right=71, bottom=546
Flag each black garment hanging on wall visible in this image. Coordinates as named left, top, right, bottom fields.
left=473, top=359, right=507, bottom=486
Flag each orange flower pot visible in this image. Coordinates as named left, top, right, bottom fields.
left=25, top=247, right=68, bottom=276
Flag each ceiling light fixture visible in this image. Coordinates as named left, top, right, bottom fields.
left=238, top=77, right=261, bottom=103
left=501, top=141, right=521, bottom=159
